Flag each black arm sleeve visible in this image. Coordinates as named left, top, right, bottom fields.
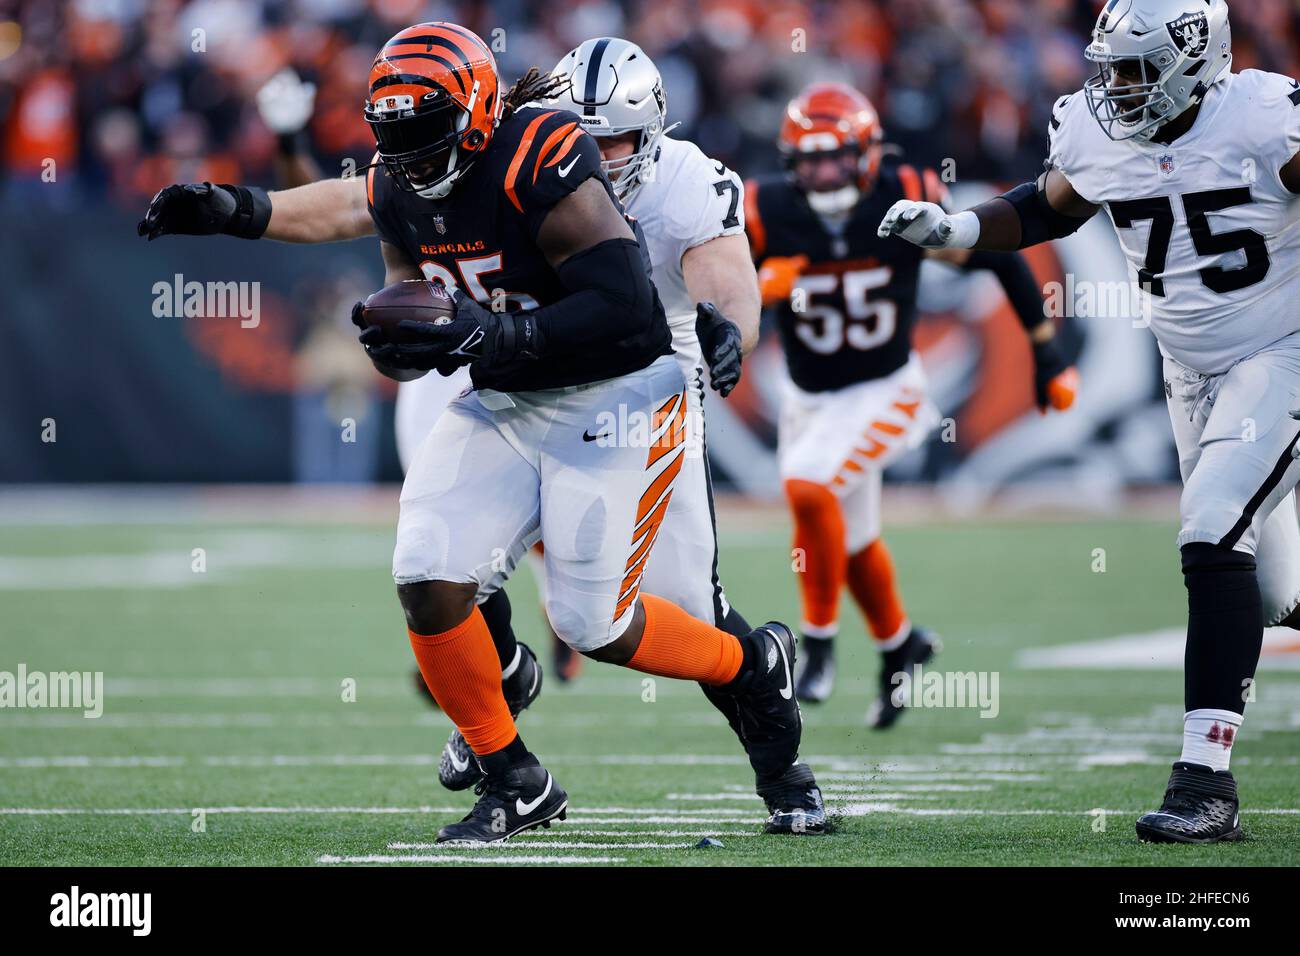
left=996, top=176, right=1092, bottom=249
left=961, top=250, right=1046, bottom=331
left=527, top=238, right=657, bottom=356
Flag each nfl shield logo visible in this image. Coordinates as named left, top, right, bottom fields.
left=1158, top=154, right=1176, bottom=177
left=433, top=214, right=446, bottom=235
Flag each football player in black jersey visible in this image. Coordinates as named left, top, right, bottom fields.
left=746, top=82, right=1079, bottom=727
left=138, top=23, right=820, bottom=843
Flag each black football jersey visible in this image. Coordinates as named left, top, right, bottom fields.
left=747, top=160, right=946, bottom=393
left=367, top=105, right=671, bottom=392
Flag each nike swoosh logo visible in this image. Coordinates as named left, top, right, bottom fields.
left=582, top=430, right=609, bottom=442
left=770, top=629, right=793, bottom=700
left=516, top=773, right=553, bottom=816
left=446, top=747, right=470, bottom=774
left=558, top=155, right=580, bottom=178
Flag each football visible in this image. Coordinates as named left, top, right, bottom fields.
left=356, top=278, right=455, bottom=343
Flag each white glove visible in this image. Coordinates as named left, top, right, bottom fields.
left=877, top=200, right=979, bottom=249
left=256, top=69, right=317, bottom=135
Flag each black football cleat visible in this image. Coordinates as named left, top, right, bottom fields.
left=436, top=763, right=568, bottom=844
left=866, top=626, right=940, bottom=729
left=439, top=642, right=542, bottom=791
left=1136, top=762, right=1244, bottom=844
left=732, top=623, right=802, bottom=775
left=758, top=762, right=828, bottom=835
left=794, top=635, right=835, bottom=703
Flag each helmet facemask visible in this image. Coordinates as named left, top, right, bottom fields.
left=1083, top=50, right=1179, bottom=141
left=786, top=143, right=866, bottom=216
left=366, top=82, right=482, bottom=198
left=595, top=117, right=667, bottom=204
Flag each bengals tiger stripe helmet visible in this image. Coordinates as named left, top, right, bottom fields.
left=365, top=22, right=503, bottom=199
left=779, top=82, right=883, bottom=216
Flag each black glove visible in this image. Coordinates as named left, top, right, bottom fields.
left=349, top=300, right=467, bottom=376
left=137, top=182, right=272, bottom=241
left=1030, top=336, right=1077, bottom=412
left=694, top=301, right=744, bottom=398
left=448, top=289, right=546, bottom=365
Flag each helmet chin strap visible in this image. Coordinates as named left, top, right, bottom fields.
left=806, top=184, right=859, bottom=217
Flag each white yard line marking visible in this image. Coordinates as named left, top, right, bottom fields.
left=1018, top=627, right=1300, bottom=671
left=0, top=756, right=186, bottom=768
left=318, top=854, right=624, bottom=865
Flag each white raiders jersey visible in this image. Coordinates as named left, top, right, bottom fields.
left=624, top=135, right=745, bottom=373
left=1049, top=69, right=1300, bottom=374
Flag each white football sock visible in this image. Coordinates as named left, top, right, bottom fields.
left=1179, top=708, right=1242, bottom=772
left=799, top=622, right=838, bottom=641
left=876, top=618, right=912, bottom=651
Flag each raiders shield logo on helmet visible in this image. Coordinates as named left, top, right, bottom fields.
left=1166, top=11, right=1209, bottom=57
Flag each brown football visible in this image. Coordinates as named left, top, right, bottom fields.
left=357, top=278, right=455, bottom=344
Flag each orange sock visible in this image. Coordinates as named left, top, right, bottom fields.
left=847, top=538, right=909, bottom=643
left=627, top=594, right=744, bottom=685
left=408, top=607, right=517, bottom=755
left=784, top=479, right=847, bottom=633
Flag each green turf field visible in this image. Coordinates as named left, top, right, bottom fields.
left=1, top=500, right=1297, bottom=866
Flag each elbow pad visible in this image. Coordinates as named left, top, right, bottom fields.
left=535, top=238, right=655, bottom=353
left=998, top=174, right=1091, bottom=249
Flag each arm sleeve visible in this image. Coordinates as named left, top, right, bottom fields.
left=960, top=251, right=1046, bottom=330
left=530, top=237, right=657, bottom=355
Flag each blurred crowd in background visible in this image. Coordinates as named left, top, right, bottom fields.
left=5, top=0, right=1299, bottom=210
left=3, top=0, right=1298, bottom=486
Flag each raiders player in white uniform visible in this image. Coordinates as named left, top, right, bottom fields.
left=881, top=0, right=1300, bottom=843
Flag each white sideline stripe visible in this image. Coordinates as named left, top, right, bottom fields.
left=319, top=854, right=624, bottom=865
left=386, top=841, right=694, bottom=850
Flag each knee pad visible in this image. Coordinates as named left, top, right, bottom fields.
left=544, top=596, right=619, bottom=654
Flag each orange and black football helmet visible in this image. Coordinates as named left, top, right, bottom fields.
left=364, top=22, right=503, bottom=198
left=778, top=82, right=883, bottom=215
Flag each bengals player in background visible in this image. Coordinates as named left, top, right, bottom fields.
left=748, top=83, right=1079, bottom=727
left=139, top=22, right=821, bottom=842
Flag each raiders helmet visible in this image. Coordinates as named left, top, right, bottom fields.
left=549, top=37, right=669, bottom=204
left=1083, top=0, right=1232, bottom=142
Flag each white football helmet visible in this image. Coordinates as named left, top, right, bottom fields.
left=1083, top=0, right=1232, bottom=141
left=549, top=37, right=673, bottom=203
